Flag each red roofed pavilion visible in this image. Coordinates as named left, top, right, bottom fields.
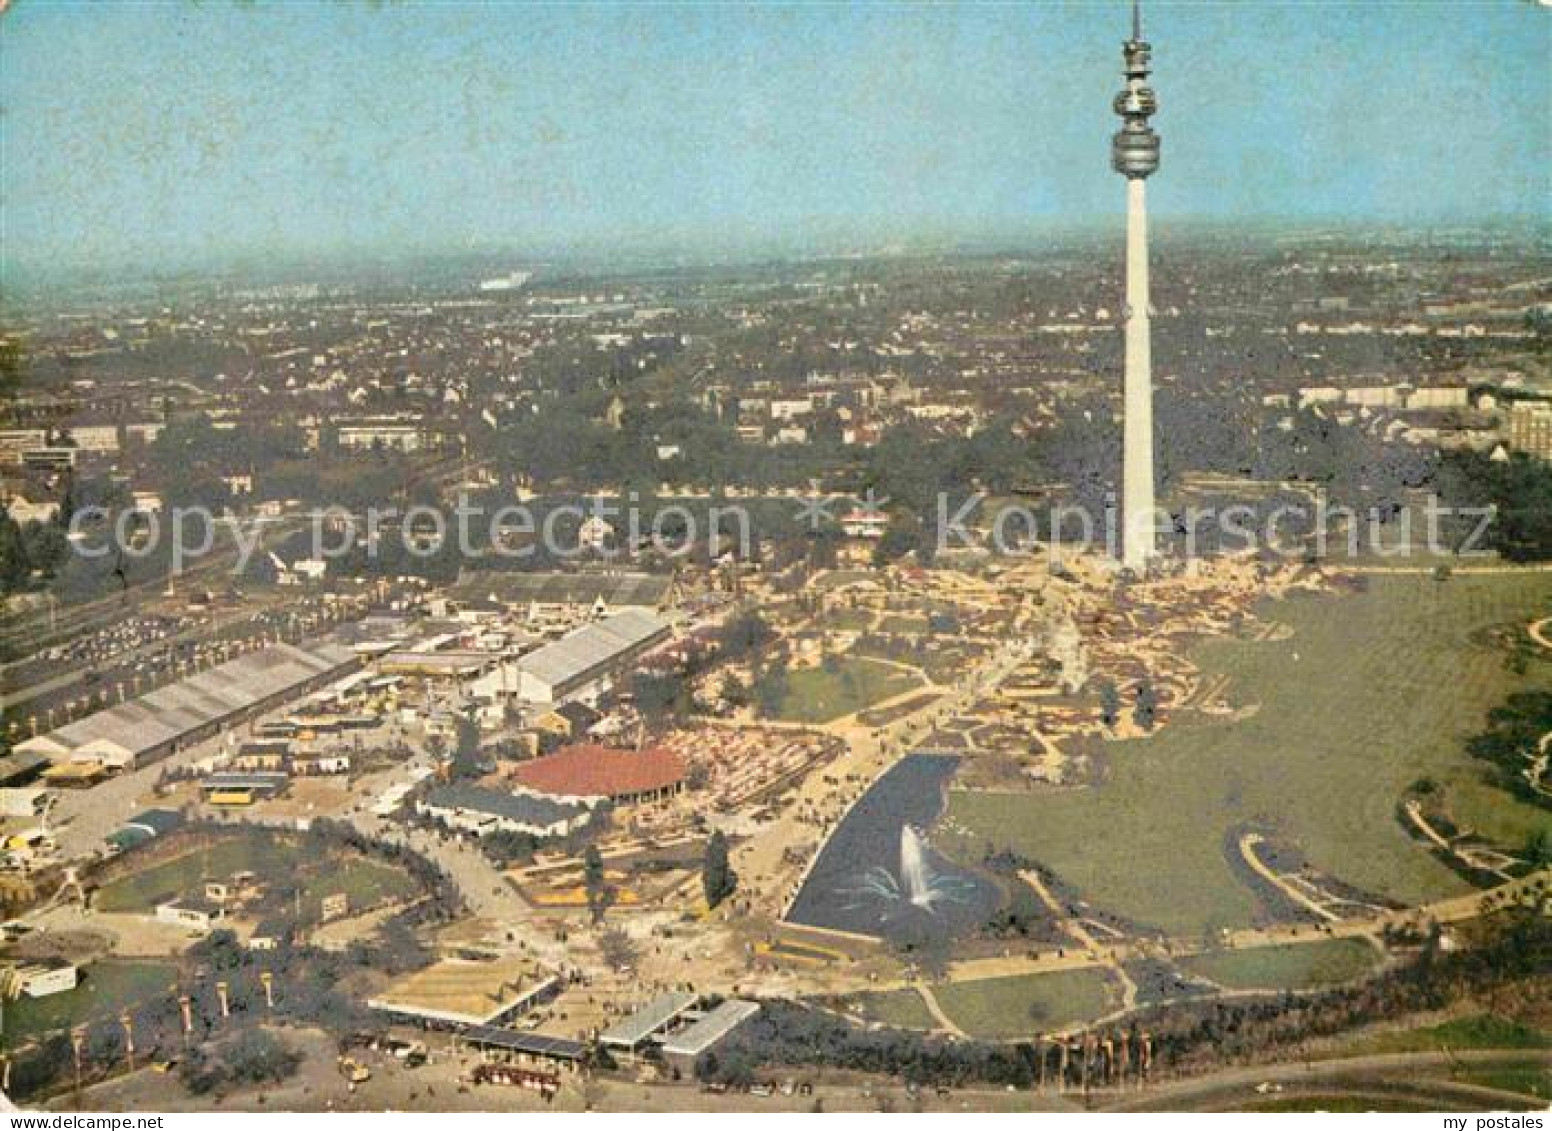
left=509, top=743, right=686, bottom=806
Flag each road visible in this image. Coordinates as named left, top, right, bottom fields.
left=349, top=811, right=572, bottom=966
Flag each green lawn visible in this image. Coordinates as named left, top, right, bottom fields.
left=933, top=968, right=1115, bottom=1038
left=95, top=833, right=297, bottom=912
left=2, top=961, right=178, bottom=1042
left=1179, top=938, right=1379, bottom=991
left=1458, top=1061, right=1545, bottom=1098
left=1335, top=1013, right=1552, bottom=1057
left=763, top=656, right=923, bottom=724
left=94, top=830, right=418, bottom=922
left=1452, top=1065, right=1551, bottom=1102
left=836, top=988, right=939, bottom=1030
left=948, top=574, right=1552, bottom=936
left=301, top=857, right=418, bottom=920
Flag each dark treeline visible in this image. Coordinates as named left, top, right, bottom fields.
left=1436, top=450, right=1552, bottom=562
left=1466, top=690, right=1552, bottom=812
left=1143, top=902, right=1551, bottom=1073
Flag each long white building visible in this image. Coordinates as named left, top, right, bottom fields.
left=17, top=641, right=359, bottom=770
left=512, top=609, right=670, bottom=706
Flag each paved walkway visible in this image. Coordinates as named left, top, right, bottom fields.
left=1238, top=833, right=1341, bottom=922
left=1526, top=617, right=1552, bottom=799
left=916, top=984, right=967, bottom=1038
left=1020, top=868, right=1138, bottom=1012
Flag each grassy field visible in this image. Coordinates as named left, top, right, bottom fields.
left=1179, top=938, right=1379, bottom=991
left=3, top=960, right=178, bottom=1042
left=1333, top=1013, right=1552, bottom=1057
left=834, top=988, right=940, bottom=1030
left=95, top=834, right=295, bottom=912
left=948, top=574, right=1552, bottom=936
left=94, top=830, right=418, bottom=921
left=933, top=968, right=1114, bottom=1038
left=1452, top=1065, right=1551, bottom=1102
left=766, top=656, right=923, bottom=724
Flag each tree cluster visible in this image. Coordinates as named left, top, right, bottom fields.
left=701, top=830, right=737, bottom=909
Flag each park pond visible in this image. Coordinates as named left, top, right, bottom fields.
left=786, top=752, right=1002, bottom=943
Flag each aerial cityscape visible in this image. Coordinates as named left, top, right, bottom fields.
left=0, top=0, right=1547, bottom=1118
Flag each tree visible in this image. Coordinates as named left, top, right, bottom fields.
left=598, top=925, right=638, bottom=971
left=753, top=669, right=787, bottom=718
left=1437, top=449, right=1552, bottom=562
left=583, top=844, right=610, bottom=922
left=1133, top=680, right=1158, bottom=731
left=702, top=830, right=737, bottom=909
left=482, top=830, right=540, bottom=867
left=632, top=671, right=686, bottom=724
left=0, top=508, right=30, bottom=594
left=450, top=709, right=483, bottom=780
left=1098, top=680, right=1121, bottom=729
left=180, top=1028, right=301, bottom=1095
left=719, top=673, right=749, bottom=710
left=20, top=519, right=67, bottom=580
left=872, top=513, right=920, bottom=567
left=719, top=612, right=774, bottom=659
left=1467, top=691, right=1552, bottom=803
left=0, top=334, right=21, bottom=402
left=1523, top=828, right=1551, bottom=870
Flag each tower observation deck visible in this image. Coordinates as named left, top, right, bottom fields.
left=1112, top=0, right=1160, bottom=181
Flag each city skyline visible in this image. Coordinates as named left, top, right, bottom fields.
left=2, top=1, right=1549, bottom=281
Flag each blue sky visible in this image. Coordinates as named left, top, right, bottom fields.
left=1, top=1, right=1547, bottom=274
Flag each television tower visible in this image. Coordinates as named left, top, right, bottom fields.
left=1112, top=0, right=1160, bottom=571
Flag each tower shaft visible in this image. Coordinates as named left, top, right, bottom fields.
left=1112, top=1, right=1160, bottom=571
left=1123, top=178, right=1155, bottom=570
